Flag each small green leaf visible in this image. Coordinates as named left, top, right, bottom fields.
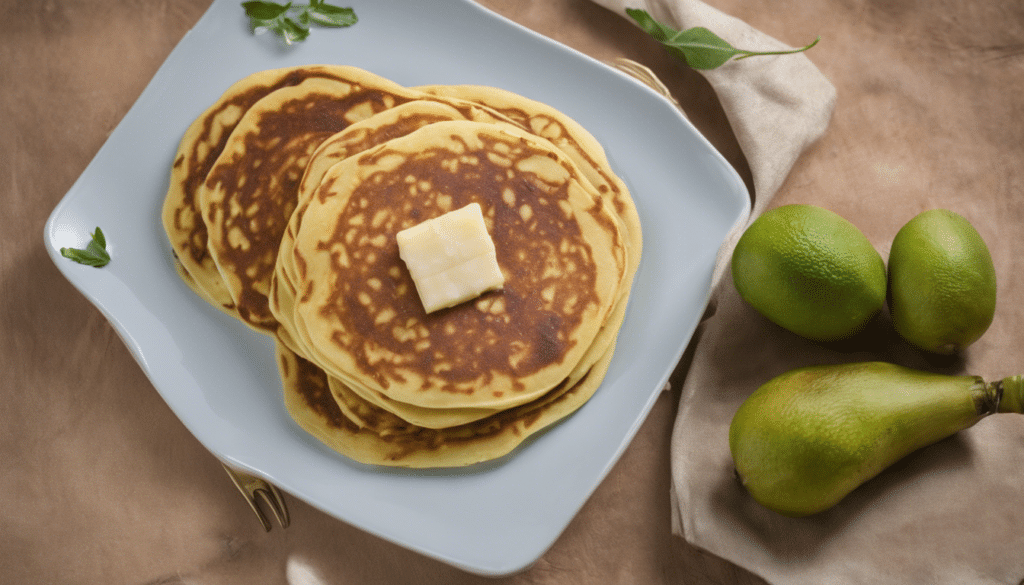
left=91, top=226, right=106, bottom=249
left=280, top=17, right=310, bottom=44
left=668, top=27, right=740, bottom=70
left=309, top=4, right=357, bottom=27
left=626, top=8, right=819, bottom=70
left=242, top=0, right=290, bottom=21
left=625, top=8, right=677, bottom=44
left=241, top=0, right=356, bottom=45
left=60, top=227, right=110, bottom=268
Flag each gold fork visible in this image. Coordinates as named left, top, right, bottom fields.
left=221, top=463, right=290, bottom=531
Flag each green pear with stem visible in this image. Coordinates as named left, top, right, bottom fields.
left=729, top=361, right=1023, bottom=517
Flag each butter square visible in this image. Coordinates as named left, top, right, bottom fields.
left=397, top=203, right=505, bottom=313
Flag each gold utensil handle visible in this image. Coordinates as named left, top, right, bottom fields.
left=221, top=462, right=290, bottom=531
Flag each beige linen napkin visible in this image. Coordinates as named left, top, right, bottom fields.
left=592, top=1, right=1024, bottom=584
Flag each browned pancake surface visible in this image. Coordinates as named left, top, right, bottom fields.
left=200, top=77, right=423, bottom=331
left=293, top=121, right=625, bottom=409
left=164, top=65, right=402, bottom=310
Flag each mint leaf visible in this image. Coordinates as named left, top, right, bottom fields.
left=626, top=9, right=819, bottom=70
left=242, top=0, right=290, bottom=22
left=665, top=26, right=740, bottom=70
left=60, top=227, right=110, bottom=268
left=241, top=0, right=356, bottom=45
left=279, top=17, right=311, bottom=43
left=309, top=4, right=357, bottom=27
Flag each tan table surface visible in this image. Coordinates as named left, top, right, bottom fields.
left=2, top=1, right=1021, bottom=583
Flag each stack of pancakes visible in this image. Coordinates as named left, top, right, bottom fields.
left=162, top=65, right=641, bottom=467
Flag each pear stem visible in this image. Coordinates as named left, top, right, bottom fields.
left=997, top=375, right=1024, bottom=414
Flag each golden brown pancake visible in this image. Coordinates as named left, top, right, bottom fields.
left=269, top=101, right=537, bottom=427
left=276, top=337, right=613, bottom=468
left=276, top=91, right=641, bottom=430
left=199, top=74, right=431, bottom=332
left=416, top=84, right=643, bottom=397
left=270, top=100, right=512, bottom=352
left=289, top=120, right=626, bottom=410
left=163, top=65, right=407, bottom=312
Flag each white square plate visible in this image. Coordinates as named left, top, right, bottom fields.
left=44, top=0, right=749, bottom=575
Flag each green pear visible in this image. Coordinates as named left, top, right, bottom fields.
left=729, top=361, right=1023, bottom=517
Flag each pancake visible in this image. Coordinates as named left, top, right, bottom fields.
left=268, top=98, right=636, bottom=427
left=289, top=120, right=627, bottom=410
left=198, top=74, right=434, bottom=332
left=276, top=337, right=613, bottom=468
left=162, top=65, right=405, bottom=312
left=270, top=99, right=512, bottom=353
left=266, top=101, right=517, bottom=427
left=287, top=88, right=642, bottom=429
left=417, top=84, right=643, bottom=399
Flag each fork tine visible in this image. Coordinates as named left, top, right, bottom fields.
left=257, top=479, right=290, bottom=529
left=221, top=462, right=291, bottom=531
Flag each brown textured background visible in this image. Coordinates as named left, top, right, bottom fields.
left=2, top=0, right=1021, bottom=583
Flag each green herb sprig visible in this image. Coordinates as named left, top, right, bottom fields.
left=627, top=9, right=819, bottom=70
left=60, top=227, right=110, bottom=268
left=242, top=0, right=357, bottom=45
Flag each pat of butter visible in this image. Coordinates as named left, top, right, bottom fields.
left=396, top=202, right=505, bottom=313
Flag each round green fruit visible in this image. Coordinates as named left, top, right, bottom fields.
left=731, top=204, right=887, bottom=341
left=887, top=209, right=996, bottom=354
